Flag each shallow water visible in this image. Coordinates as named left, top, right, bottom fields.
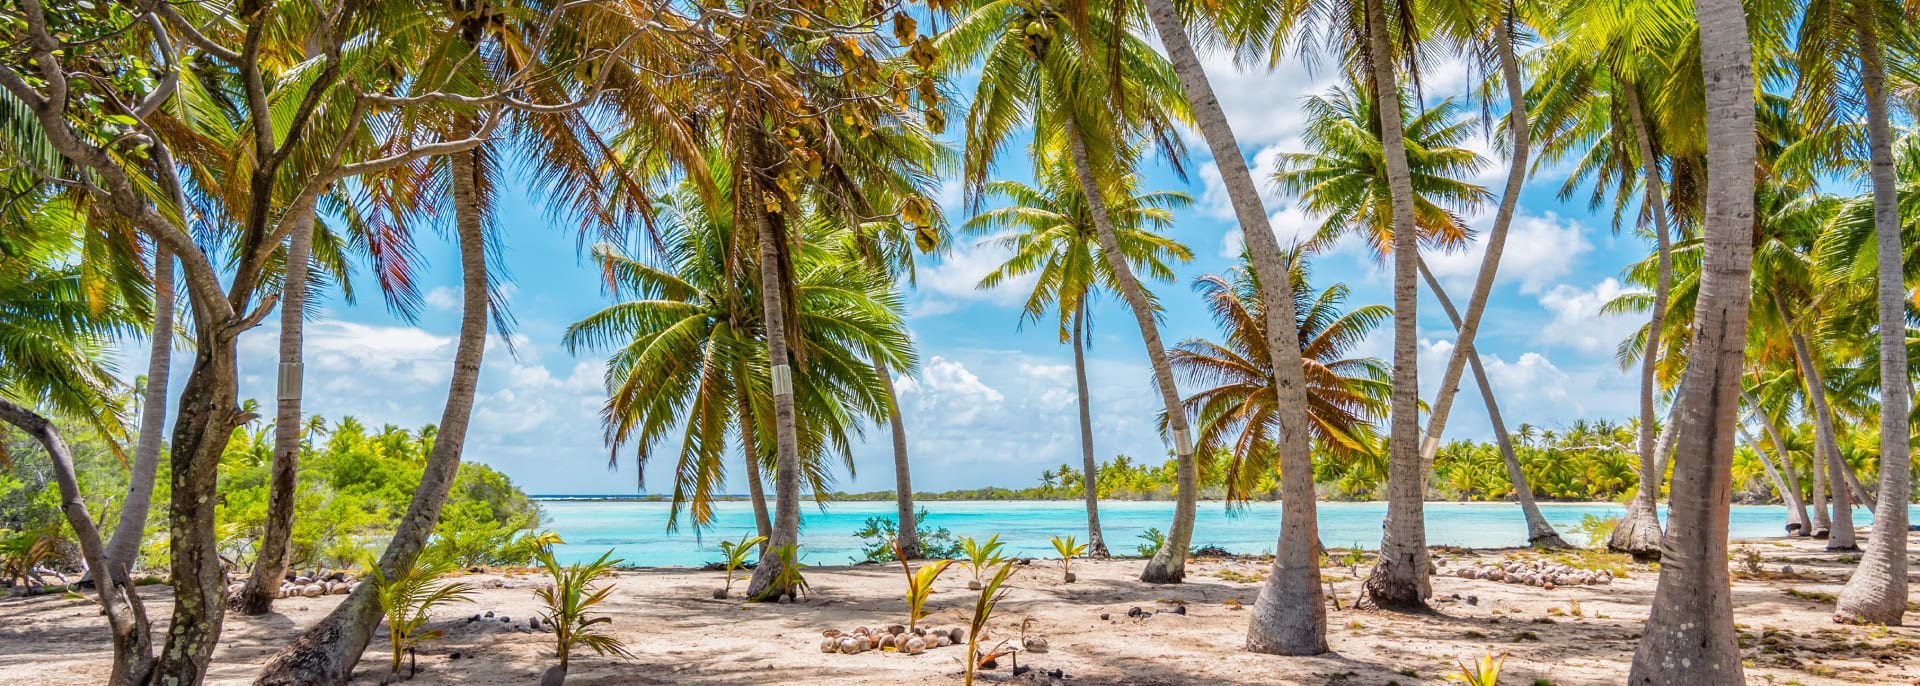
left=535, top=498, right=1872, bottom=567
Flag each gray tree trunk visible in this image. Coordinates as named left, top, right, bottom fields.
left=1836, top=15, right=1910, bottom=625
left=1072, top=307, right=1109, bottom=558
left=252, top=147, right=493, bottom=686
left=104, top=245, right=173, bottom=574
left=1785, top=320, right=1857, bottom=551
left=1060, top=118, right=1196, bottom=584
left=0, top=397, right=154, bottom=685
left=238, top=198, right=319, bottom=615
left=1749, top=390, right=1821, bottom=535
left=1609, top=80, right=1673, bottom=559
left=1629, top=1, right=1754, bottom=677
left=1737, top=421, right=1808, bottom=535
left=873, top=356, right=918, bottom=559
left=744, top=197, right=804, bottom=601
left=737, top=364, right=772, bottom=543
left=1417, top=258, right=1569, bottom=548
left=1359, top=0, right=1431, bottom=610
left=1140, top=0, right=1324, bottom=649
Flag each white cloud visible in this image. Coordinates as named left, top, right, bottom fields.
left=1422, top=211, right=1595, bottom=296
left=425, top=286, right=459, bottom=312
left=1535, top=278, right=1644, bottom=356
left=912, top=238, right=1035, bottom=316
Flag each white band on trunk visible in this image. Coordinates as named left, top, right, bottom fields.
left=277, top=362, right=304, bottom=401
left=1173, top=427, right=1192, bottom=455
left=771, top=364, right=793, bottom=396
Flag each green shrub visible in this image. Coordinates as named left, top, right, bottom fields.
left=852, top=507, right=962, bottom=562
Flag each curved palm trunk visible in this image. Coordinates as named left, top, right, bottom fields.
left=1609, top=81, right=1673, bottom=559
left=1836, top=16, right=1909, bottom=624
left=0, top=398, right=154, bottom=685
left=873, top=356, right=918, bottom=559
left=1839, top=455, right=1876, bottom=512
left=253, top=147, right=493, bottom=686
left=1061, top=118, right=1196, bottom=584
left=1785, top=323, right=1857, bottom=550
left=104, top=245, right=173, bottom=574
left=1417, top=15, right=1535, bottom=474
left=737, top=366, right=772, bottom=543
left=1359, top=0, right=1431, bottom=610
left=238, top=200, right=320, bottom=615
left=1750, top=392, right=1822, bottom=535
left=1629, top=2, right=1755, bottom=677
left=1417, top=258, right=1569, bottom=548
left=1737, top=421, right=1808, bottom=535
left=1141, top=0, right=1323, bottom=647
left=1072, top=307, right=1109, bottom=558
left=744, top=201, right=804, bottom=600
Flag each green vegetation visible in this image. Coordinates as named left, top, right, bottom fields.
left=852, top=508, right=963, bottom=563
left=893, top=538, right=954, bottom=631
left=718, top=534, right=767, bottom=598
left=534, top=548, right=633, bottom=673
left=1050, top=535, right=1087, bottom=582
left=370, top=555, right=477, bottom=677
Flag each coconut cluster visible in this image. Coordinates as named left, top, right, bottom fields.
left=226, top=574, right=361, bottom=600
left=1453, top=559, right=1611, bottom=590
left=818, top=625, right=966, bottom=656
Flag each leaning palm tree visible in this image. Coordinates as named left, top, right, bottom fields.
left=1170, top=252, right=1391, bottom=505
left=942, top=0, right=1206, bottom=583
left=964, top=156, right=1195, bottom=558
left=1630, top=0, right=1757, bottom=678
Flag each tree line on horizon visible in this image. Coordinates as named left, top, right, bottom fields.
left=0, top=0, right=1914, bottom=684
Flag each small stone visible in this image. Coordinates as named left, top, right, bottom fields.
left=1171, top=605, right=1187, bottom=615
left=1466, top=595, right=1479, bottom=605
left=1127, top=606, right=1145, bottom=618
left=713, top=588, right=729, bottom=599
left=1543, top=581, right=1556, bottom=591
left=1100, top=613, right=1110, bottom=621
left=1780, top=565, right=1795, bottom=575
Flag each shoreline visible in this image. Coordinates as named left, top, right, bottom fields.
left=529, top=495, right=1738, bottom=508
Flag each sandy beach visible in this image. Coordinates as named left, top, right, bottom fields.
left=3, top=533, right=1914, bottom=685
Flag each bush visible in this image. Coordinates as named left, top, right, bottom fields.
left=1571, top=514, right=1618, bottom=549
left=852, top=507, right=962, bottom=562
left=1135, top=527, right=1166, bottom=558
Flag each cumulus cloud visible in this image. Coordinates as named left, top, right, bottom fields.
left=1422, top=211, right=1595, bottom=296
left=912, top=238, right=1037, bottom=316
left=1534, top=278, right=1644, bottom=356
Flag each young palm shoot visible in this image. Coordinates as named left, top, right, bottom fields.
left=758, top=544, right=811, bottom=602
left=892, top=537, right=955, bottom=632
left=535, top=548, right=633, bottom=685
left=1050, top=535, right=1088, bottom=583
left=1446, top=652, right=1506, bottom=685
left=369, top=555, right=477, bottom=678
left=717, top=534, right=767, bottom=599
left=959, top=535, right=1006, bottom=590
left=965, top=560, right=1021, bottom=686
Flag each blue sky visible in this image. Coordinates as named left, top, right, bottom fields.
left=125, top=48, right=1669, bottom=496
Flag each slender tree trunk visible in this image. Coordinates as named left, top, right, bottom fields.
left=1417, top=14, right=1534, bottom=473
left=1839, top=455, right=1876, bottom=512
left=1610, top=81, right=1673, bottom=559
left=1072, top=307, right=1109, bottom=558
left=1144, top=0, right=1322, bottom=648
left=1061, top=117, right=1196, bottom=584
left=104, top=245, right=173, bottom=574
left=1737, top=421, right=1808, bottom=535
left=737, top=365, right=772, bottom=543
left=1784, top=320, right=1857, bottom=550
left=0, top=398, right=154, bottom=685
left=238, top=199, right=319, bottom=615
left=744, top=199, right=804, bottom=600
left=253, top=147, right=493, bottom=686
left=1629, top=1, right=1754, bottom=677
left=1359, top=0, right=1431, bottom=610
left=873, top=356, right=918, bottom=559
left=1417, top=259, right=1569, bottom=548
left=1754, top=392, right=1825, bottom=535
left=1836, top=16, right=1910, bottom=625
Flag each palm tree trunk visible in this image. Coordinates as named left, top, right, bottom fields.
left=1061, top=117, right=1197, bottom=584
left=1140, top=0, right=1324, bottom=649
left=872, top=356, right=919, bottom=559
left=253, top=147, right=493, bottom=686
left=237, top=199, right=319, bottom=615
left=1836, top=15, right=1910, bottom=622
left=104, top=244, right=173, bottom=574
left=1752, top=391, right=1825, bottom=535
left=1630, top=1, right=1755, bottom=677
left=1417, top=14, right=1533, bottom=474
left=737, top=365, right=772, bottom=543
left=1737, top=421, right=1808, bottom=535
left=1357, top=0, right=1430, bottom=610
left=0, top=397, right=154, bottom=685
left=1416, top=258, right=1568, bottom=548
left=1783, top=316, right=1857, bottom=550
left=1072, top=307, right=1109, bottom=558
left=1839, top=456, right=1876, bottom=512
left=1608, top=80, right=1673, bottom=559
left=744, top=200, right=804, bottom=600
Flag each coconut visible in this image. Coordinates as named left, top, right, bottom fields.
left=948, top=627, right=967, bottom=643
left=1064, top=572, right=1077, bottom=583
left=879, top=634, right=898, bottom=650
left=301, top=584, right=325, bottom=597
left=821, top=638, right=837, bottom=653
left=837, top=637, right=859, bottom=654
left=903, top=637, right=926, bottom=654
left=1542, top=581, right=1556, bottom=591
left=294, top=576, right=313, bottom=585
left=227, top=583, right=245, bottom=596
left=1486, top=569, right=1506, bottom=581
left=1024, top=636, right=1049, bottom=652
left=887, top=624, right=906, bottom=635
left=967, top=580, right=982, bottom=590
left=936, top=634, right=953, bottom=647
left=713, top=589, right=729, bottom=599
left=853, top=626, right=870, bottom=637
left=822, top=628, right=842, bottom=638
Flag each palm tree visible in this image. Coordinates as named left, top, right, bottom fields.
left=1630, top=0, right=1756, bottom=678
left=1171, top=252, right=1392, bottom=505
left=965, top=158, right=1195, bottom=558
left=562, top=185, right=915, bottom=534
left=943, top=0, right=1206, bottom=583
left=1137, top=0, right=1333, bottom=654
